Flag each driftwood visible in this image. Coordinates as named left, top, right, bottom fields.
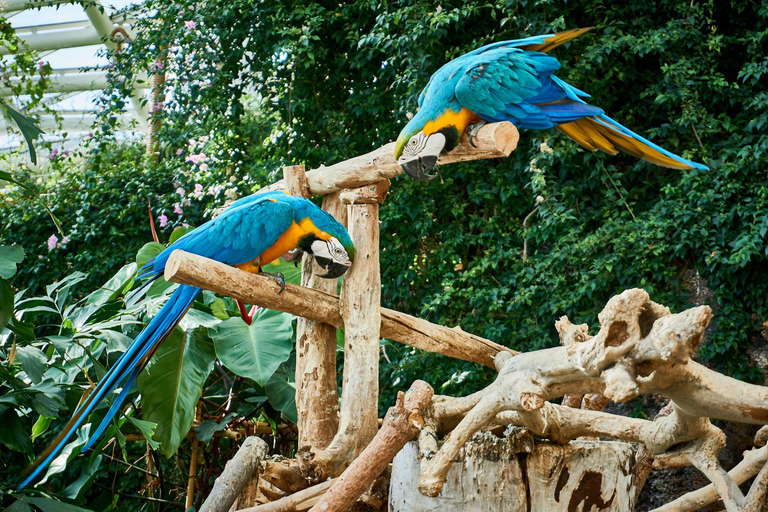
left=238, top=479, right=336, bottom=512
left=308, top=185, right=385, bottom=478
left=200, top=436, right=269, bottom=512
left=309, top=380, right=434, bottom=512
left=164, top=250, right=513, bottom=368
left=413, top=289, right=768, bottom=512
left=263, top=122, right=519, bottom=196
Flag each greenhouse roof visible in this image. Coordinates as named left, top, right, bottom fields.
left=0, top=0, right=147, bottom=153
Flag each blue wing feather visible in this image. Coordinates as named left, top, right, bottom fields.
left=20, top=191, right=309, bottom=489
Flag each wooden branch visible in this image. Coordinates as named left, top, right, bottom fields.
left=417, top=289, right=768, bottom=497
left=310, top=196, right=382, bottom=478
left=238, top=479, right=336, bottom=512
left=652, top=445, right=768, bottom=511
left=164, top=250, right=513, bottom=368
left=309, top=381, right=434, bottom=512
left=199, top=436, right=269, bottom=512
left=263, top=122, right=519, bottom=196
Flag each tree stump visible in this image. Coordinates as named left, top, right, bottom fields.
left=390, top=436, right=640, bottom=512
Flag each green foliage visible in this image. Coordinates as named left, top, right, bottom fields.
left=211, top=309, right=294, bottom=386
left=138, top=327, right=217, bottom=458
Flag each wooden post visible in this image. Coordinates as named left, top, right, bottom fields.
left=309, top=380, right=433, bottom=512
left=283, top=165, right=345, bottom=467
left=308, top=181, right=388, bottom=478
left=198, top=436, right=269, bottom=512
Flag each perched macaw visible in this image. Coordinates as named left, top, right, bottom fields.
left=395, top=28, right=707, bottom=180
left=19, top=191, right=354, bottom=488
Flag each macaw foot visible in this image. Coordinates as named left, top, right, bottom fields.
left=236, top=300, right=259, bottom=325
left=259, top=270, right=286, bottom=294
left=466, top=120, right=488, bottom=148
left=282, top=249, right=303, bottom=266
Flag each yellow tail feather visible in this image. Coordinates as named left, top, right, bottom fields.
left=556, top=117, right=696, bottom=170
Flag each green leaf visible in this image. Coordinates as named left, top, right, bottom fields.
left=0, top=408, right=33, bottom=453
left=0, top=278, right=13, bottom=332
left=265, top=371, right=297, bottom=424
left=31, top=415, right=53, bottom=440
left=138, top=327, right=216, bottom=458
left=211, top=309, right=293, bottom=386
left=261, top=257, right=302, bottom=286
left=38, top=424, right=91, bottom=485
left=136, top=242, right=165, bottom=270
left=3, top=500, right=33, bottom=512
left=87, top=263, right=137, bottom=305
left=125, top=416, right=160, bottom=450
left=3, top=103, right=43, bottom=164
left=169, top=225, right=195, bottom=244
left=63, top=454, right=102, bottom=500
left=14, top=345, right=48, bottom=383
left=194, top=412, right=237, bottom=443
left=210, top=298, right=229, bottom=320
left=24, top=496, right=92, bottom=512
left=0, top=245, right=25, bottom=279
left=0, top=170, right=62, bottom=234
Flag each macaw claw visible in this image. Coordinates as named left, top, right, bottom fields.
left=466, top=120, right=487, bottom=148
left=259, top=271, right=286, bottom=294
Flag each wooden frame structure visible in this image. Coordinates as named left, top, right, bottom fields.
left=164, top=122, right=768, bottom=512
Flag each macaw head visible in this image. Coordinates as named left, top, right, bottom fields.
left=394, top=104, right=463, bottom=181
left=297, top=218, right=355, bottom=279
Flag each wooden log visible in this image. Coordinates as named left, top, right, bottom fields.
left=199, top=436, right=270, bottom=512
left=287, top=167, right=342, bottom=457
left=264, top=122, right=519, bottom=196
left=237, top=479, right=336, bottom=512
left=284, top=165, right=310, bottom=198
left=310, top=191, right=383, bottom=477
left=310, top=380, right=434, bottom=512
left=164, top=250, right=514, bottom=368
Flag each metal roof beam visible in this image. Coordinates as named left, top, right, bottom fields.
left=0, top=15, right=136, bottom=54
left=0, top=68, right=148, bottom=95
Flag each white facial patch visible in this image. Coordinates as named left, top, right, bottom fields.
left=311, top=237, right=351, bottom=265
left=399, top=132, right=447, bottom=163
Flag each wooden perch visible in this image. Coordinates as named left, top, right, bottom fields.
left=417, top=288, right=768, bottom=503
left=263, top=122, right=519, bottom=196
left=164, top=250, right=513, bottom=368
left=309, top=380, right=434, bottom=512
left=199, top=436, right=269, bottom=512
left=308, top=187, right=384, bottom=478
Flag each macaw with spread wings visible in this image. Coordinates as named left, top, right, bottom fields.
left=395, top=28, right=707, bottom=180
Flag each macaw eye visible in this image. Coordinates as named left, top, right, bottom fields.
left=334, top=248, right=343, bottom=255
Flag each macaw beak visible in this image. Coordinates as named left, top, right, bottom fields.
left=398, top=154, right=439, bottom=180
left=397, top=132, right=446, bottom=181
left=315, top=256, right=352, bottom=278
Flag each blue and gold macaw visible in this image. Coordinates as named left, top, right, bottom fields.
left=395, top=28, right=707, bottom=180
left=19, top=191, right=354, bottom=488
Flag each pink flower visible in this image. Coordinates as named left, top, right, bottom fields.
left=158, top=214, right=168, bottom=227
left=184, top=20, right=197, bottom=29
left=174, top=203, right=183, bottom=215
left=199, top=163, right=208, bottom=173
left=185, top=153, right=208, bottom=165
left=176, top=148, right=184, bottom=155
left=152, top=101, right=164, bottom=112
left=61, top=236, right=70, bottom=245
left=47, top=234, right=58, bottom=250
left=176, top=187, right=185, bottom=197
left=193, top=183, right=204, bottom=199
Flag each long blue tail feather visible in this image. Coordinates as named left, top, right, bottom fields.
left=19, top=284, right=201, bottom=489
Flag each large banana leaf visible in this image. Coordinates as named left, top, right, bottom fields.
left=138, top=327, right=216, bottom=458
left=210, top=309, right=293, bottom=386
